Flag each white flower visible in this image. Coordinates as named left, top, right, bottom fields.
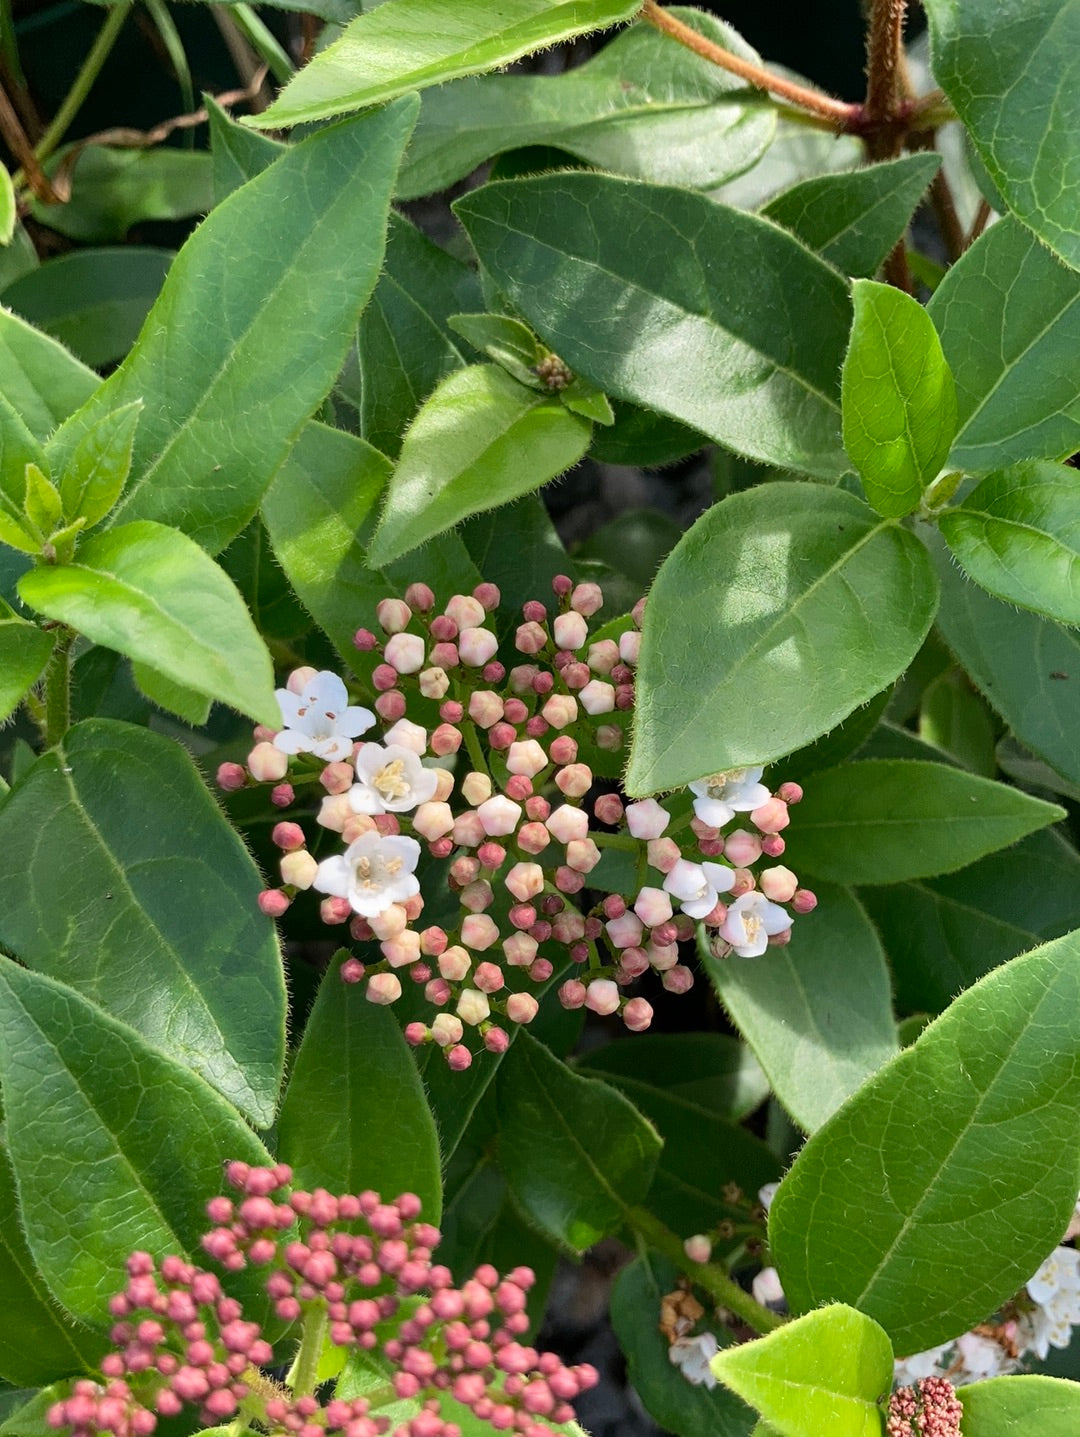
left=719, top=891, right=793, bottom=957
left=313, top=831, right=421, bottom=918
left=1019, top=1244, right=1080, bottom=1358
left=274, top=672, right=375, bottom=762
left=751, top=1266, right=785, bottom=1308
left=669, top=1332, right=719, bottom=1389
left=689, top=768, right=770, bottom=828
left=663, top=858, right=736, bottom=920
left=348, top=744, right=439, bottom=814
left=758, top=1182, right=779, bottom=1213
left=892, top=1344, right=952, bottom=1387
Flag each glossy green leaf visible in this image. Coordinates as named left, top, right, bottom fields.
left=367, top=365, right=591, bottom=568
left=762, top=154, right=940, bottom=277
left=713, top=121, right=863, bottom=211
left=495, top=1030, right=661, bottom=1252
left=0, top=600, right=54, bottom=722
left=46, top=102, right=418, bottom=555
left=626, top=484, right=939, bottom=794
left=710, top=1305, right=893, bottom=1437
left=458, top=175, right=852, bottom=480
left=0, top=719, right=286, bottom=1125
left=771, top=929, right=1080, bottom=1352
left=959, top=1375, right=1080, bottom=1434
left=206, top=96, right=285, bottom=201
left=939, top=463, right=1080, bottom=625
left=928, top=529, right=1080, bottom=787
left=918, top=668, right=997, bottom=775
left=0, top=219, right=39, bottom=292
left=130, top=661, right=212, bottom=727
left=278, top=954, right=441, bottom=1223
left=0, top=309, right=97, bottom=442
left=922, top=0, right=1080, bottom=270
left=19, top=521, right=278, bottom=727
left=23, top=463, right=61, bottom=536
left=576, top=1033, right=769, bottom=1122
left=447, top=314, right=544, bottom=388
left=3, top=249, right=173, bottom=370
left=0, top=957, right=273, bottom=1326
left=397, top=10, right=773, bottom=199
left=0, top=165, right=15, bottom=246
left=779, top=688, right=892, bottom=783
left=54, top=399, right=141, bottom=530
left=705, top=884, right=898, bottom=1133
left=927, top=219, right=1080, bottom=471
left=611, top=1254, right=757, bottom=1437
left=590, top=400, right=705, bottom=467
left=781, top=759, right=1062, bottom=884
left=842, top=279, right=957, bottom=518
left=32, top=147, right=212, bottom=243
left=251, top=0, right=642, bottom=128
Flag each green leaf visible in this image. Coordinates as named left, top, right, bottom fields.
left=0, top=719, right=286, bottom=1126
left=130, top=660, right=212, bottom=727
left=31, top=146, right=212, bottom=243
left=3, top=248, right=173, bottom=370
left=0, top=309, right=98, bottom=442
left=922, top=0, right=1080, bottom=270
left=771, top=928, right=1080, bottom=1352
left=54, top=399, right=141, bottom=530
left=251, top=0, right=642, bottom=128
left=710, top=1305, right=894, bottom=1437
left=22, top=463, right=60, bottom=535
left=590, top=400, right=705, bottom=467
left=0, top=957, right=273, bottom=1326
left=448, top=314, right=544, bottom=387
left=495, top=1029, right=661, bottom=1252
left=207, top=96, right=285, bottom=202
left=762, top=154, right=941, bottom=278
left=397, top=9, right=774, bottom=199
left=927, top=219, right=1080, bottom=471
left=842, top=279, right=957, bottom=518
left=918, top=668, right=997, bottom=775
left=459, top=493, right=569, bottom=627
left=928, top=528, right=1080, bottom=787
left=625, top=484, right=939, bottom=794
left=0, top=600, right=54, bottom=721
left=0, top=164, right=15, bottom=246
left=366, top=365, right=591, bottom=568
left=611, top=1254, right=757, bottom=1437
left=781, top=759, right=1062, bottom=884
left=0, top=394, right=47, bottom=553
left=704, top=884, right=898, bottom=1133
left=456, top=174, right=853, bottom=479
left=712, top=120, right=862, bottom=212
left=959, top=1375, right=1080, bottom=1434
left=278, top=954, right=441, bottom=1222
left=0, top=218, right=39, bottom=289
left=576, top=1033, right=769, bottom=1122
left=46, top=102, right=418, bottom=556
left=939, top=462, right=1080, bottom=625
left=19, top=520, right=278, bottom=727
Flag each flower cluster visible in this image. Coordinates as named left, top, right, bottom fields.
left=47, top=1164, right=597, bottom=1437
left=220, top=578, right=814, bottom=1065
left=886, top=1377, right=963, bottom=1437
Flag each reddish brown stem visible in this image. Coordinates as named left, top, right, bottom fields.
left=864, top=0, right=907, bottom=133
left=0, top=79, right=57, bottom=202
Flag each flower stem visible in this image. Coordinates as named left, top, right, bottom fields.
left=639, top=0, right=857, bottom=128
left=461, top=718, right=489, bottom=779
left=289, top=1302, right=329, bottom=1397
left=626, top=1206, right=785, bottom=1334
left=42, top=628, right=75, bottom=749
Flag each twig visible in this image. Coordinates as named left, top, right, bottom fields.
left=0, top=78, right=58, bottom=201
left=864, top=0, right=906, bottom=133
left=964, top=197, right=993, bottom=251
left=882, top=239, right=914, bottom=294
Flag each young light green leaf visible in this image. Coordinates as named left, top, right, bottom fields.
left=22, top=463, right=61, bottom=537
left=456, top=174, right=853, bottom=479
left=625, top=484, right=938, bottom=794
left=448, top=314, right=544, bottom=387
left=45, top=100, right=418, bottom=555
left=0, top=164, right=15, bottom=246
left=18, top=520, right=278, bottom=727
left=938, top=462, right=1080, bottom=625
left=495, top=1030, right=661, bottom=1252
left=0, top=307, right=98, bottom=442
left=561, top=380, right=614, bottom=425
left=762, top=154, right=941, bottom=277
left=704, top=884, right=898, bottom=1133
left=959, top=1375, right=1080, bottom=1434
left=0, top=600, right=55, bottom=723
left=249, top=0, right=642, bottom=129
left=0, top=719, right=286, bottom=1126
left=366, top=365, right=591, bottom=568
left=922, top=0, right=1080, bottom=271
left=130, top=660, right=212, bottom=727
left=780, top=759, right=1063, bottom=885
left=0, top=957, right=273, bottom=1326
left=710, top=1305, right=893, bottom=1437
left=927, top=219, right=1080, bottom=471
left=30, top=146, right=212, bottom=244
left=0, top=392, right=48, bottom=553
left=842, top=279, right=957, bottom=518
left=278, top=954, right=441, bottom=1223
left=771, top=929, right=1080, bottom=1353
left=54, top=399, right=142, bottom=530
left=397, top=9, right=774, bottom=199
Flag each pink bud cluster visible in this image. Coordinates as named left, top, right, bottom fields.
left=886, top=1377, right=963, bottom=1437
left=224, top=578, right=814, bottom=1064
left=48, top=1164, right=598, bottom=1437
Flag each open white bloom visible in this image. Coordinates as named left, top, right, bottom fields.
left=348, top=743, right=439, bottom=815
left=669, top=1332, right=719, bottom=1389
left=720, top=891, right=793, bottom=957
left=663, top=858, right=736, bottom=920
left=313, top=831, right=421, bottom=917
left=689, top=767, right=770, bottom=828
left=1019, top=1245, right=1080, bottom=1357
left=274, top=672, right=375, bottom=762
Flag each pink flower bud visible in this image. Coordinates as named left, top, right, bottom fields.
left=585, top=979, right=620, bottom=1016
left=459, top=772, right=491, bottom=807
left=761, top=833, right=786, bottom=857
left=760, top=866, right=798, bottom=902
left=566, top=838, right=601, bottom=873
left=404, top=1022, right=428, bottom=1046
left=431, top=722, right=462, bottom=756
left=647, top=940, right=679, bottom=971
left=342, top=813, right=377, bottom=843
left=460, top=627, right=500, bottom=667
left=248, top=742, right=288, bottom=782
left=477, top=795, right=523, bottom=837
left=509, top=664, right=539, bottom=694
left=370, top=904, right=408, bottom=940
left=506, top=993, right=539, bottom=1025
left=425, top=977, right=451, bottom=1005
left=647, top=837, right=681, bottom=873
left=593, top=793, right=624, bottom=826
left=793, top=888, right=817, bottom=913
left=554, top=763, right=592, bottom=798
left=515, top=622, right=548, bottom=655
left=570, top=581, right=604, bottom=617
left=353, top=628, right=377, bottom=650
left=618, top=948, right=650, bottom=979
left=376, top=598, right=412, bottom=634
left=450, top=856, right=480, bottom=887
left=285, top=665, right=318, bottom=694
left=549, top=734, right=578, bottom=766
left=438, top=946, right=471, bottom=982
left=596, top=723, right=623, bottom=751
left=532, top=672, right=554, bottom=696
left=457, top=987, right=491, bottom=1026
left=272, top=821, right=305, bottom=851
left=446, top=594, right=486, bottom=629
left=446, top=1044, right=472, bottom=1071
left=724, top=828, right=763, bottom=866
left=559, top=979, right=587, bottom=1009
left=384, top=632, right=425, bottom=674
left=404, top=582, right=435, bottom=612
left=751, top=798, right=790, bottom=834
left=545, top=804, right=589, bottom=844
left=372, top=663, right=398, bottom=692
left=315, top=760, right=351, bottom=795
left=258, top=889, right=290, bottom=917
left=473, top=581, right=501, bottom=611
left=419, top=667, right=450, bottom=700
left=684, top=1234, right=712, bottom=1264
left=468, top=690, right=503, bottom=729
left=506, top=739, right=548, bottom=778
left=525, top=795, right=551, bottom=822
left=374, top=690, right=406, bottom=722
left=503, top=933, right=538, bottom=967
left=477, top=841, right=506, bottom=871
left=382, top=930, right=421, bottom=968
left=777, top=781, right=803, bottom=805
left=280, top=851, right=318, bottom=889
left=505, top=862, right=545, bottom=903
left=579, top=679, right=616, bottom=715
left=633, top=887, right=674, bottom=927
left=461, top=914, right=499, bottom=951
left=460, top=880, right=494, bottom=913
left=515, top=821, right=549, bottom=855
left=487, top=722, right=514, bottom=749
left=419, top=926, right=447, bottom=957
left=618, top=630, right=641, bottom=666
left=553, top=611, right=588, bottom=651
left=631, top=595, right=647, bottom=627
left=429, top=641, right=458, bottom=670
left=270, top=783, right=295, bottom=809
left=452, top=810, right=486, bottom=848
left=625, top=798, right=670, bottom=840
left=662, top=966, right=694, bottom=994
left=542, top=694, right=578, bottom=730
left=367, top=973, right=403, bottom=1005
left=433, top=769, right=454, bottom=802
left=586, top=639, right=619, bottom=676
left=217, top=761, right=247, bottom=791
left=430, top=1013, right=464, bottom=1047
left=472, top=961, right=503, bottom=994
left=607, top=911, right=644, bottom=949
left=530, top=958, right=554, bottom=982
left=565, top=663, right=591, bottom=691
left=555, top=865, right=585, bottom=894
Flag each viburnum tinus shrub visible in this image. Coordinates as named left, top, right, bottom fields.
left=3, top=0, right=1080, bottom=1435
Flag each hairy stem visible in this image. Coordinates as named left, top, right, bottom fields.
left=640, top=1, right=857, bottom=128
left=289, top=1302, right=329, bottom=1397
left=864, top=0, right=907, bottom=136
left=42, top=629, right=75, bottom=749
